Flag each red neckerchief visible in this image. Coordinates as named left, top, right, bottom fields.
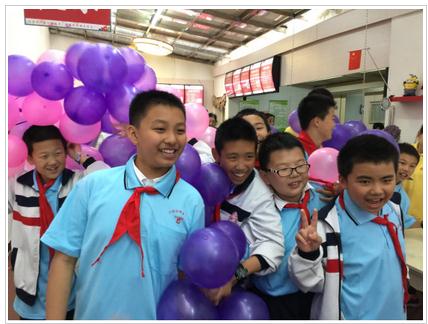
left=283, top=190, right=311, bottom=223
left=36, top=173, right=56, bottom=260
left=298, top=131, right=318, bottom=156
left=91, top=171, right=179, bottom=277
left=339, top=193, right=408, bottom=308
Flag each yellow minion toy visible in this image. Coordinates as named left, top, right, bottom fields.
left=403, top=74, right=419, bottom=96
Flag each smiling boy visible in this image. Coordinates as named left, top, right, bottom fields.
left=41, top=90, right=204, bottom=320
left=289, top=134, right=407, bottom=320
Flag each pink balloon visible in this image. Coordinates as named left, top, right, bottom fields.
left=22, top=92, right=62, bottom=125
left=24, top=160, right=34, bottom=172
left=308, top=147, right=339, bottom=183
left=198, top=126, right=217, bottom=148
left=8, top=134, right=28, bottom=168
left=37, top=49, right=66, bottom=65
left=9, top=162, right=25, bottom=178
left=185, top=103, right=209, bottom=139
left=9, top=121, right=32, bottom=138
left=59, top=114, right=101, bottom=144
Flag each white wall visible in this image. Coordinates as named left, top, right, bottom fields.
left=6, top=7, right=50, bottom=60
left=50, top=34, right=215, bottom=111
left=386, top=11, right=424, bottom=143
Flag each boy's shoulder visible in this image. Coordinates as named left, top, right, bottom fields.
left=174, top=178, right=204, bottom=203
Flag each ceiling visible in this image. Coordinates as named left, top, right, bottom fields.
left=49, top=8, right=309, bottom=64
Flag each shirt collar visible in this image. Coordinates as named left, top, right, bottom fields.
left=32, top=170, right=62, bottom=192
left=125, top=155, right=177, bottom=197
left=274, top=182, right=313, bottom=210
left=298, top=131, right=318, bottom=156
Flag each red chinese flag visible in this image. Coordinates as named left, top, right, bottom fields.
left=348, top=49, right=362, bottom=70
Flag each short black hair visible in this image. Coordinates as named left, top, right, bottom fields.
left=338, top=134, right=399, bottom=178
left=307, top=87, right=334, bottom=100
left=297, top=94, right=336, bottom=130
left=235, top=108, right=271, bottom=132
left=399, top=143, right=420, bottom=164
left=373, top=122, right=384, bottom=130
left=209, top=112, right=217, bottom=121
left=22, top=125, right=67, bottom=156
left=258, top=132, right=305, bottom=171
left=129, top=90, right=185, bottom=127
left=215, top=117, right=257, bottom=154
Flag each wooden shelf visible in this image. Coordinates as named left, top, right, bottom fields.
left=390, top=95, right=423, bottom=103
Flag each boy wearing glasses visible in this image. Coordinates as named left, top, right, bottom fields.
left=204, top=117, right=284, bottom=307
left=254, top=132, right=326, bottom=320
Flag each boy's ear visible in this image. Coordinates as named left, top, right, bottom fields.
left=339, top=175, right=347, bottom=189
left=126, top=125, right=139, bottom=145
left=27, top=155, right=34, bottom=165
left=212, top=148, right=220, bottom=163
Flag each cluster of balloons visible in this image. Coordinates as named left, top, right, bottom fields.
left=8, top=42, right=158, bottom=174
left=157, top=220, right=269, bottom=319
left=8, top=42, right=217, bottom=174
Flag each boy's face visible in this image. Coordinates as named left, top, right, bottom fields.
left=127, top=104, right=186, bottom=179
left=317, top=107, right=336, bottom=142
left=340, top=161, right=396, bottom=215
left=241, top=115, right=269, bottom=144
left=209, top=116, right=217, bottom=127
left=398, top=153, right=418, bottom=182
left=27, top=139, right=66, bottom=183
left=260, top=147, right=308, bottom=202
left=214, top=140, right=256, bottom=186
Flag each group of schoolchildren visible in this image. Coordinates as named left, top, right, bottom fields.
left=8, top=88, right=421, bottom=320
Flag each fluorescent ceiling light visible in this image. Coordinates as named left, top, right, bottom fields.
left=133, top=37, right=173, bottom=56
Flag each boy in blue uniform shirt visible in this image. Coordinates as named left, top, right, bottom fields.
left=205, top=117, right=284, bottom=306
left=252, top=132, right=326, bottom=319
left=289, top=135, right=407, bottom=320
left=8, top=125, right=108, bottom=320
left=396, top=142, right=420, bottom=228
left=42, top=90, right=205, bottom=320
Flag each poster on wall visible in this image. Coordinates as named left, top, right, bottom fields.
left=24, top=9, right=111, bottom=31
left=269, top=100, right=288, bottom=130
left=239, top=100, right=259, bottom=110
left=240, top=66, right=252, bottom=96
left=185, top=85, right=204, bottom=104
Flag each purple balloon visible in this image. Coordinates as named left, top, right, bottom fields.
left=78, top=44, right=128, bottom=93
left=210, top=221, right=247, bottom=260
left=65, top=42, right=93, bottom=80
left=64, top=86, right=107, bottom=125
left=218, top=289, right=270, bottom=320
left=31, top=62, right=73, bottom=100
left=133, top=65, right=157, bottom=92
left=157, top=280, right=219, bottom=320
left=106, top=84, right=139, bottom=124
left=322, top=124, right=354, bottom=151
left=343, top=120, right=367, bottom=135
left=360, top=129, right=400, bottom=152
left=288, top=109, right=301, bottom=133
left=101, top=111, right=120, bottom=134
left=193, top=163, right=231, bottom=206
left=99, top=134, right=136, bottom=167
left=180, top=227, right=239, bottom=288
left=8, top=55, right=35, bottom=96
left=119, top=47, right=146, bottom=85
left=176, top=144, right=202, bottom=185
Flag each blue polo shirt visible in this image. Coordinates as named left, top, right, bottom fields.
left=252, top=185, right=326, bottom=296
left=41, top=157, right=204, bottom=320
left=337, top=190, right=406, bottom=320
left=14, top=173, right=76, bottom=319
left=395, top=183, right=416, bottom=228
